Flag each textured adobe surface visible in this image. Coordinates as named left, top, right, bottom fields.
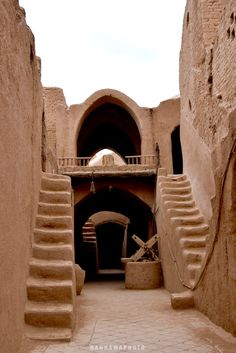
left=125, top=261, right=162, bottom=289
left=180, top=0, right=236, bottom=336
left=23, top=281, right=236, bottom=353
left=0, top=1, right=42, bottom=352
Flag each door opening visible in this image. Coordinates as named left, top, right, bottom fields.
left=96, top=222, right=125, bottom=270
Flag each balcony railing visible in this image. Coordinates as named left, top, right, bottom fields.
left=58, top=155, right=157, bottom=168
left=125, top=155, right=157, bottom=165
left=58, top=157, right=92, bottom=167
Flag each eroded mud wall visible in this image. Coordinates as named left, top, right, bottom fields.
left=0, top=1, right=42, bottom=351
left=180, top=0, right=236, bottom=335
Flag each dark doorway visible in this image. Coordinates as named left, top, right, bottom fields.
left=171, top=125, right=183, bottom=174
left=74, top=186, right=153, bottom=272
left=96, top=223, right=124, bottom=270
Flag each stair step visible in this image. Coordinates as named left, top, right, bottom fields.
left=34, top=229, right=72, bottom=244
left=176, top=224, right=209, bottom=237
left=83, top=236, right=96, bottom=241
left=36, top=215, right=72, bottom=230
left=83, top=238, right=97, bottom=243
left=162, top=194, right=193, bottom=202
left=38, top=202, right=71, bottom=216
left=39, top=190, right=71, bottom=204
left=82, top=225, right=95, bottom=230
left=168, top=174, right=187, bottom=178
left=83, top=234, right=96, bottom=238
left=83, top=242, right=97, bottom=247
left=171, top=215, right=205, bottom=227
left=164, top=200, right=195, bottom=209
left=29, top=258, right=73, bottom=280
left=167, top=208, right=199, bottom=218
left=25, top=301, right=73, bottom=328
left=159, top=180, right=190, bottom=188
left=161, top=186, right=192, bottom=195
left=182, top=248, right=206, bottom=264
left=82, top=230, right=95, bottom=234
left=83, top=228, right=96, bottom=234
left=41, top=176, right=71, bottom=192
left=27, top=277, right=73, bottom=302
left=158, top=175, right=187, bottom=182
left=25, top=325, right=72, bottom=341
left=32, top=244, right=73, bottom=260
left=187, top=263, right=202, bottom=280
left=179, top=235, right=208, bottom=248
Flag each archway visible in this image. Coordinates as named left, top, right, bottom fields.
left=74, top=187, right=155, bottom=276
left=77, top=102, right=141, bottom=159
left=171, top=125, right=183, bottom=174
left=85, top=211, right=130, bottom=272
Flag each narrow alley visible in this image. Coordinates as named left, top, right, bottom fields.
left=25, top=280, right=236, bottom=353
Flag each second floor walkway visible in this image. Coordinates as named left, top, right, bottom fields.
left=57, top=154, right=158, bottom=177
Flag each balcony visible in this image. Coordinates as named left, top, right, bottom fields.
left=57, top=155, right=158, bottom=178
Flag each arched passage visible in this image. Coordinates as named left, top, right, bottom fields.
left=171, top=125, right=183, bottom=174
left=90, top=211, right=129, bottom=227
left=77, top=102, right=141, bottom=159
left=74, top=187, right=156, bottom=273
left=89, top=211, right=130, bottom=271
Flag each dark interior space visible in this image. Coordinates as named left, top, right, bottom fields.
left=77, top=102, right=141, bottom=159
left=74, top=187, right=154, bottom=277
left=171, top=125, right=183, bottom=174
left=96, top=223, right=125, bottom=269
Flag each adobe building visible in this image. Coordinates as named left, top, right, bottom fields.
left=0, top=0, right=235, bottom=352
left=42, top=87, right=181, bottom=278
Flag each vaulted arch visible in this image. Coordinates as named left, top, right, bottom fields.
left=77, top=102, right=141, bottom=159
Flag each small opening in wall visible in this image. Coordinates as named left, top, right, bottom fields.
left=232, top=28, right=235, bottom=39
left=208, top=75, right=213, bottom=84
left=186, top=12, right=190, bottom=27
left=227, top=27, right=231, bottom=38
left=30, top=44, right=34, bottom=64
left=217, top=94, right=222, bottom=100
left=171, top=126, right=183, bottom=174
left=188, top=99, right=192, bottom=111
left=212, top=124, right=217, bottom=135
left=208, top=75, right=213, bottom=95
left=230, top=12, right=234, bottom=24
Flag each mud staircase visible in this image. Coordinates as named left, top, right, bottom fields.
left=25, top=173, right=76, bottom=341
left=157, top=170, right=209, bottom=289
left=82, top=219, right=98, bottom=277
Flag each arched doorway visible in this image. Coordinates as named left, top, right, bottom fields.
left=90, top=211, right=130, bottom=271
left=74, top=187, right=155, bottom=277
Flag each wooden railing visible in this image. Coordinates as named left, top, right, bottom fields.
left=125, top=155, right=157, bottom=165
left=58, top=157, right=92, bottom=167
left=58, top=155, right=157, bottom=168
